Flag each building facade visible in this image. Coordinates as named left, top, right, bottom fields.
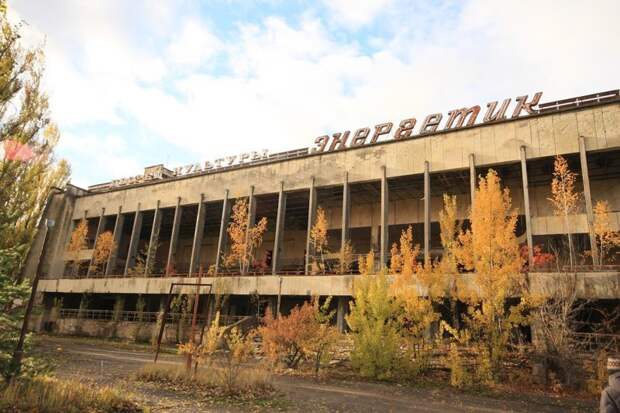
left=24, top=90, right=620, bottom=341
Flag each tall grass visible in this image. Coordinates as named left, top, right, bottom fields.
left=0, top=376, right=145, bottom=413
left=135, top=363, right=274, bottom=398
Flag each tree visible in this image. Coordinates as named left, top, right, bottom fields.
left=593, top=200, right=620, bottom=265
left=224, top=198, right=268, bottom=275
left=66, top=219, right=87, bottom=276
left=0, top=247, right=30, bottom=381
left=437, top=194, right=461, bottom=327
left=346, top=265, right=402, bottom=379
left=548, top=155, right=580, bottom=270
left=337, top=240, right=353, bottom=275
left=357, top=250, right=375, bottom=275
left=455, top=169, right=527, bottom=379
left=0, top=4, right=70, bottom=270
left=89, top=231, right=115, bottom=275
left=389, top=226, right=438, bottom=365
left=309, top=206, right=329, bottom=274
left=258, top=298, right=337, bottom=370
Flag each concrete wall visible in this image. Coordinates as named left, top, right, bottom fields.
left=38, top=272, right=619, bottom=299
left=42, top=317, right=190, bottom=345
left=39, top=275, right=355, bottom=297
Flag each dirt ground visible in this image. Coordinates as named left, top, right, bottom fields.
left=33, top=336, right=596, bottom=413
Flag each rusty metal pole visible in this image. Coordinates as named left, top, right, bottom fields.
left=154, top=283, right=175, bottom=363
left=187, top=268, right=202, bottom=370
left=10, top=219, right=55, bottom=381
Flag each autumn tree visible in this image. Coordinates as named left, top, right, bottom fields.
left=259, top=297, right=338, bottom=374
left=337, top=240, right=354, bottom=275
left=224, top=198, right=268, bottom=275
left=456, top=169, right=527, bottom=379
left=0, top=3, right=70, bottom=270
left=548, top=155, right=580, bottom=270
left=346, top=263, right=402, bottom=379
left=309, top=206, right=329, bottom=274
left=357, top=250, right=375, bottom=275
left=437, top=194, right=461, bottom=327
left=89, top=231, right=115, bottom=275
left=66, top=219, right=87, bottom=276
left=593, top=200, right=620, bottom=265
left=389, top=226, right=438, bottom=365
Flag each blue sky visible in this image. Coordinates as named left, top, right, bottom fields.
left=9, top=0, right=620, bottom=188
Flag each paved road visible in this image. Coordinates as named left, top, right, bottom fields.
left=38, top=336, right=592, bottom=412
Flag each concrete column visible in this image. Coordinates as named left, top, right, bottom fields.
left=305, top=177, right=317, bottom=275
left=579, top=136, right=599, bottom=265
left=380, top=166, right=389, bottom=269
left=336, top=296, right=347, bottom=333
left=272, top=182, right=286, bottom=275
left=215, top=190, right=231, bottom=274
left=106, top=206, right=124, bottom=275
left=189, top=194, right=206, bottom=276
left=244, top=186, right=256, bottom=272
left=86, top=207, right=106, bottom=276
left=144, top=200, right=162, bottom=276
left=113, top=295, right=125, bottom=322
left=370, top=225, right=379, bottom=252
left=165, top=197, right=182, bottom=275
left=424, top=161, right=431, bottom=265
left=520, top=146, right=534, bottom=268
left=341, top=172, right=350, bottom=254
left=124, top=204, right=143, bottom=276
left=469, top=153, right=476, bottom=204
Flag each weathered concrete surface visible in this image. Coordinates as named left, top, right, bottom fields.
left=42, top=317, right=187, bottom=344
left=529, top=272, right=620, bottom=299
left=38, top=272, right=620, bottom=299
left=38, top=275, right=356, bottom=297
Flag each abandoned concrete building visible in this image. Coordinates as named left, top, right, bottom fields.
left=24, top=90, right=620, bottom=343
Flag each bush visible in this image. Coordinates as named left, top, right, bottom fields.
left=0, top=375, right=145, bottom=413
left=258, top=297, right=339, bottom=374
left=346, top=273, right=402, bottom=379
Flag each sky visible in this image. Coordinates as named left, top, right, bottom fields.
left=8, top=0, right=620, bottom=188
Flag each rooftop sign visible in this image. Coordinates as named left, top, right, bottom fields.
left=310, top=93, right=542, bottom=153
left=103, top=92, right=544, bottom=190
left=109, top=149, right=269, bottom=188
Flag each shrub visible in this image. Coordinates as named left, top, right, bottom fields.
left=346, top=272, right=402, bottom=379
left=0, top=376, right=144, bottom=413
left=259, top=298, right=339, bottom=374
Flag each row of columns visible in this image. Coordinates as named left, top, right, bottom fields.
left=87, top=139, right=600, bottom=277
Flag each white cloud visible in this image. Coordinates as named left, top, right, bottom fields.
left=321, top=0, right=394, bottom=27
left=166, top=19, right=221, bottom=68
left=58, top=133, right=142, bottom=188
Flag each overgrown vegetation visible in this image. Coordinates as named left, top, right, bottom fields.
left=135, top=363, right=278, bottom=408
left=0, top=376, right=145, bottom=413
left=224, top=198, right=268, bottom=275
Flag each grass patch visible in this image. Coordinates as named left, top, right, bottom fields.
left=134, top=363, right=286, bottom=410
left=0, top=376, right=146, bottom=413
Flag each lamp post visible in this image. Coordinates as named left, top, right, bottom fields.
left=10, top=218, right=55, bottom=380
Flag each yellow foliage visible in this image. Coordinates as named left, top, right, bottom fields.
left=67, top=219, right=88, bottom=253
left=357, top=250, right=375, bottom=275
left=593, top=200, right=620, bottom=265
left=548, top=155, right=580, bottom=268
left=309, top=206, right=329, bottom=274
left=224, top=198, right=268, bottom=274
left=337, top=240, right=354, bottom=274
left=89, top=231, right=115, bottom=275
left=455, top=169, right=527, bottom=377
